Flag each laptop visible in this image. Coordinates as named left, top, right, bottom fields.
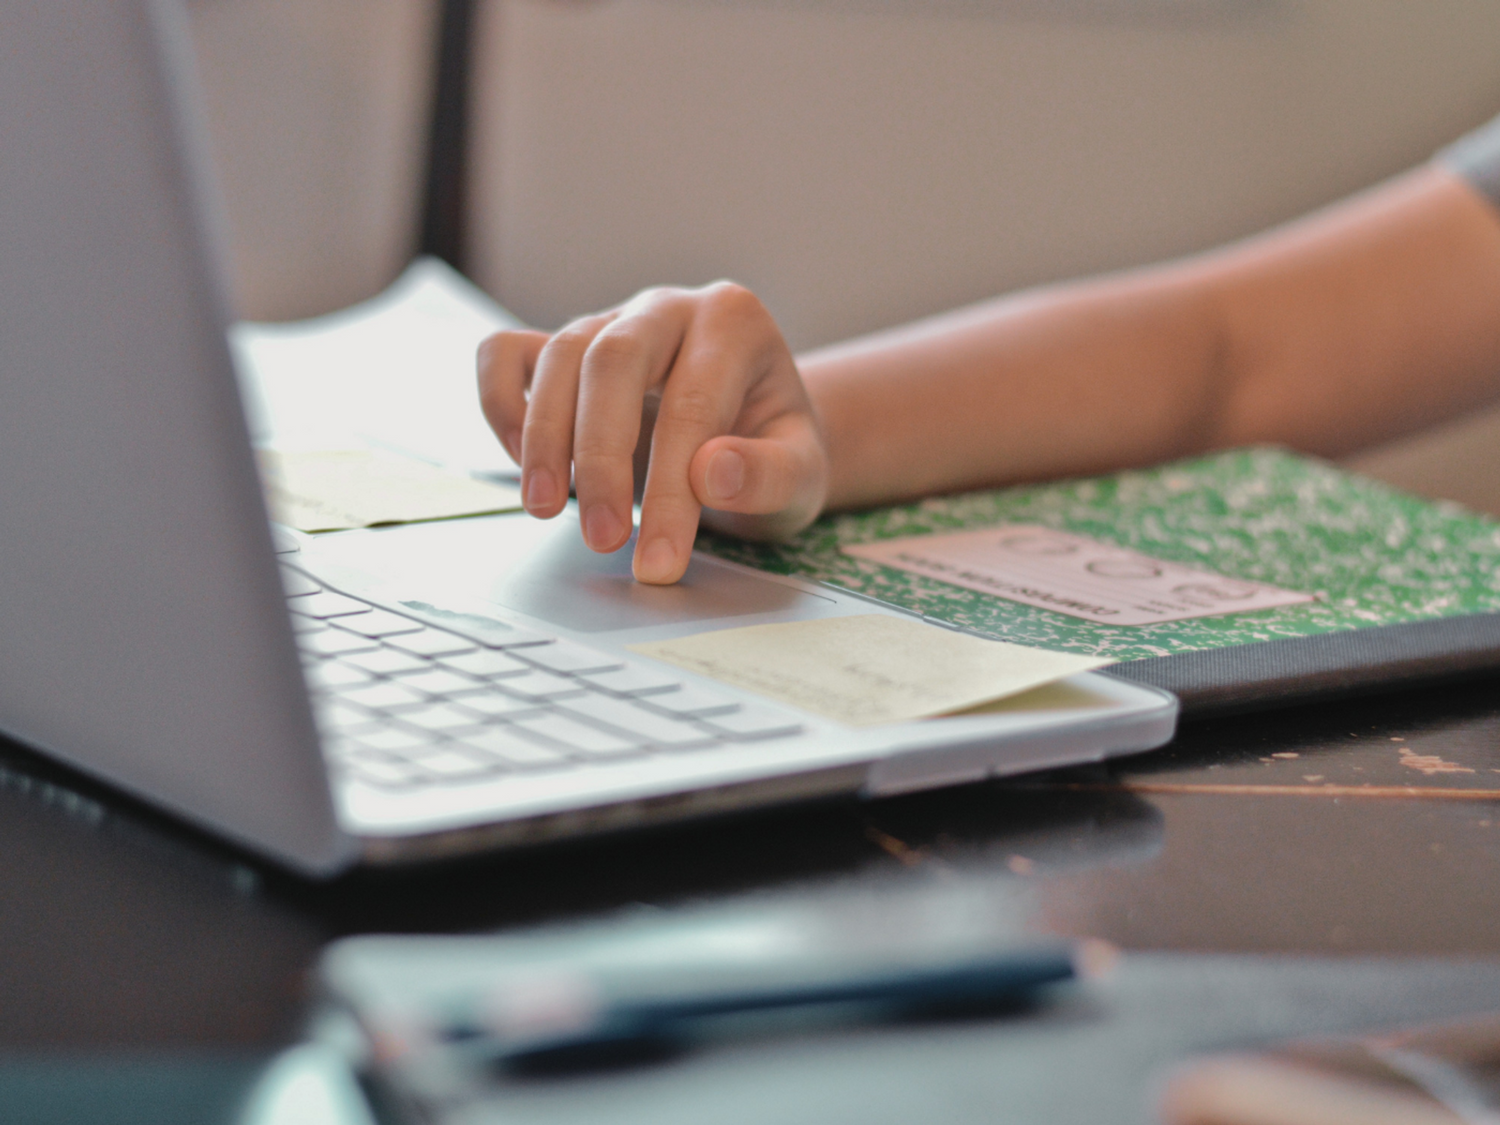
left=0, top=0, right=1177, bottom=876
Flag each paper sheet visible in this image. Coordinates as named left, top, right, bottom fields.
left=629, top=614, right=1109, bottom=727
left=233, top=258, right=523, bottom=476
left=258, top=449, right=523, bottom=533
left=845, top=526, right=1315, bottom=626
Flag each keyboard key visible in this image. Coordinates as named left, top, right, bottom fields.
left=395, top=667, right=485, bottom=696
left=291, top=616, right=332, bottom=634
left=281, top=569, right=321, bottom=597
left=342, top=680, right=429, bottom=710
left=337, top=609, right=426, bottom=638
left=342, top=754, right=424, bottom=790
left=510, top=714, right=641, bottom=759
left=578, top=664, right=682, bottom=696
left=406, top=747, right=500, bottom=782
left=558, top=694, right=716, bottom=750
left=440, top=649, right=531, bottom=679
left=700, top=705, right=804, bottom=740
left=321, top=736, right=361, bottom=761
left=270, top=526, right=302, bottom=555
left=452, top=726, right=571, bottom=770
left=301, top=629, right=381, bottom=657
left=394, top=703, right=489, bottom=731
left=479, top=627, right=556, bottom=649
left=444, top=690, right=540, bottom=718
left=410, top=613, right=553, bottom=650
left=304, top=660, right=373, bottom=688
left=499, top=670, right=587, bottom=702
left=519, top=641, right=624, bottom=675
left=641, top=684, right=739, bottom=717
left=335, top=726, right=433, bottom=754
left=288, top=591, right=374, bottom=620
left=388, top=630, right=479, bottom=658
left=315, top=698, right=381, bottom=731
left=343, top=647, right=431, bottom=676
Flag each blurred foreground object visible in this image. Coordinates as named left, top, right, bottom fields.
left=317, top=889, right=1102, bottom=1115
left=0, top=1044, right=375, bottom=1125
left=1161, top=1011, right=1500, bottom=1125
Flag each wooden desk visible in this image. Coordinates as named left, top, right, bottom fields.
left=2, top=680, right=1499, bottom=1119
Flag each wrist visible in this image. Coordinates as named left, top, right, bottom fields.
left=799, top=357, right=860, bottom=513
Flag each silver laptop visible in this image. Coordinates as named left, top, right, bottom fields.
left=0, top=0, right=1177, bottom=876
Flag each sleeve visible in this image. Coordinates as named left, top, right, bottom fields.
left=1439, top=113, right=1500, bottom=210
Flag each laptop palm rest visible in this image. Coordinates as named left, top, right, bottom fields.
left=301, top=511, right=833, bottom=634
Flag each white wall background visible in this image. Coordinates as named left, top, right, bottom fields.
left=469, top=0, right=1500, bottom=351
left=184, top=0, right=436, bottom=321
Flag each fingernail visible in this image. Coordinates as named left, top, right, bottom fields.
left=504, top=428, right=523, bottom=461
left=636, top=537, right=678, bottom=583
left=706, top=449, right=746, bottom=503
left=524, top=468, right=557, bottom=512
left=583, top=504, right=625, bottom=551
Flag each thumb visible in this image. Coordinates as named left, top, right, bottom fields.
left=689, top=425, right=826, bottom=540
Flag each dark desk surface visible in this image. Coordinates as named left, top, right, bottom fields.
left=4, top=679, right=1500, bottom=1117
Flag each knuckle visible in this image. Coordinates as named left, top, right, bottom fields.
left=571, top=445, right=633, bottom=474
left=519, top=420, right=556, bottom=451
left=478, top=366, right=524, bottom=416
left=546, top=323, right=596, bottom=354
left=475, top=331, right=502, bottom=368
left=477, top=381, right=512, bottom=417
left=658, top=383, right=721, bottom=431
left=477, top=329, right=524, bottom=370
left=582, top=328, right=646, bottom=374
left=573, top=427, right=638, bottom=461
left=549, top=312, right=617, bottom=354
left=521, top=396, right=572, bottom=438
left=631, top=285, right=682, bottom=306
left=699, top=280, right=762, bottom=319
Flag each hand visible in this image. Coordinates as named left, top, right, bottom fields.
left=477, top=282, right=829, bottom=584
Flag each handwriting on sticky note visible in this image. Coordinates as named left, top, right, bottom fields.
left=629, top=615, right=1109, bottom=727
left=257, top=449, right=523, bottom=533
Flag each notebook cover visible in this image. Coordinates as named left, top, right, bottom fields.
left=697, top=447, right=1500, bottom=714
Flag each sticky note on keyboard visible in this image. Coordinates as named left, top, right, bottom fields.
left=258, top=449, right=523, bottom=533
left=629, top=614, right=1110, bottom=727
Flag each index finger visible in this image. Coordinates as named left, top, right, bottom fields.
left=632, top=285, right=780, bottom=583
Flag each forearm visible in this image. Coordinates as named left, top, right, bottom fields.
left=1198, top=166, right=1500, bottom=455
left=799, top=264, right=1227, bottom=511
left=802, top=165, right=1500, bottom=513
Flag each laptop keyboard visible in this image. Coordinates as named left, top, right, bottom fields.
left=284, top=568, right=805, bottom=792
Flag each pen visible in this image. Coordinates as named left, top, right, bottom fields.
left=436, top=942, right=1098, bottom=1067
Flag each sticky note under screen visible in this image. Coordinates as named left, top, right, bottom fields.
left=258, top=449, right=523, bottom=533
left=629, top=614, right=1109, bottom=727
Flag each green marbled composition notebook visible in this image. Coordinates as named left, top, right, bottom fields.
left=700, top=447, right=1500, bottom=713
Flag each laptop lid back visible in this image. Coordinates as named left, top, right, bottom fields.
left=0, top=0, right=349, bottom=873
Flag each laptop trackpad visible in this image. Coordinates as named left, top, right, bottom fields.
left=487, top=515, right=826, bottom=632
left=314, top=512, right=830, bottom=633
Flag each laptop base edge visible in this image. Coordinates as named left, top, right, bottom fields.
left=353, top=762, right=870, bottom=866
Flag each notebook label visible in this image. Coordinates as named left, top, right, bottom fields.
left=844, top=526, right=1316, bottom=626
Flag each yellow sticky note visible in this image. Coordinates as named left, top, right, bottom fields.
left=630, top=614, right=1110, bottom=727
left=258, top=449, right=523, bottom=533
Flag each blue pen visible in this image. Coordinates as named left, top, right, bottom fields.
left=436, top=941, right=1104, bottom=1067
